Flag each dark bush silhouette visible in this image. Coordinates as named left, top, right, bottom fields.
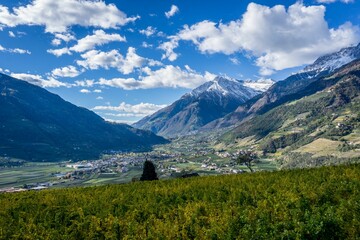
left=140, top=160, right=158, bottom=181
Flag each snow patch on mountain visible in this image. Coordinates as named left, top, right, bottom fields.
left=301, top=43, right=360, bottom=74
left=243, top=78, right=275, bottom=92
left=188, top=76, right=259, bottom=99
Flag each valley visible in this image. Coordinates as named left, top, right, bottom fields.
left=0, top=147, right=277, bottom=192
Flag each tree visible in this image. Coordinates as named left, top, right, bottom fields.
left=140, top=160, right=158, bottom=181
left=236, top=151, right=257, bottom=172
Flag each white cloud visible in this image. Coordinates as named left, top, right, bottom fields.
left=0, top=0, right=139, bottom=33
left=97, top=65, right=216, bottom=90
left=139, top=26, right=156, bottom=37
left=80, top=88, right=91, bottom=93
left=165, top=5, right=179, bottom=18
left=51, top=65, right=81, bottom=78
left=48, top=30, right=126, bottom=56
left=0, top=45, right=31, bottom=54
left=8, top=31, right=15, bottom=37
left=51, top=33, right=76, bottom=46
left=229, top=57, right=240, bottom=65
left=93, top=102, right=167, bottom=116
left=73, top=30, right=126, bottom=52
left=105, top=113, right=149, bottom=117
left=103, top=118, right=136, bottom=124
left=93, top=89, right=102, bottom=93
left=159, top=38, right=179, bottom=61
left=142, top=42, right=153, bottom=48
left=74, top=79, right=94, bottom=87
left=10, top=73, right=69, bottom=88
left=10, top=48, right=31, bottom=54
left=51, top=39, right=62, bottom=46
left=316, top=0, right=354, bottom=3
left=77, top=47, right=155, bottom=74
left=47, top=48, right=71, bottom=57
left=161, top=2, right=360, bottom=75
left=96, top=96, right=104, bottom=100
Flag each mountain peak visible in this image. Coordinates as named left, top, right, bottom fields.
left=213, top=75, right=238, bottom=83
left=188, top=76, right=257, bottom=98
left=134, top=76, right=260, bottom=138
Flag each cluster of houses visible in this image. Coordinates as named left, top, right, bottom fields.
left=0, top=150, right=255, bottom=193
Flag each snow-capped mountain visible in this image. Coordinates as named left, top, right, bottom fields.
left=243, top=78, right=275, bottom=92
left=202, top=43, right=360, bottom=130
left=188, top=76, right=259, bottom=99
left=133, top=76, right=260, bottom=138
left=301, top=43, right=360, bottom=74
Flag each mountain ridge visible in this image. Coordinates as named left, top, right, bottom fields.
left=0, top=73, right=167, bottom=161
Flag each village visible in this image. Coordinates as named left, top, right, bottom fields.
left=0, top=149, right=261, bottom=193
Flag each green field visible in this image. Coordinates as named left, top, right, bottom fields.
left=1, top=163, right=359, bottom=239
left=0, top=162, right=73, bottom=188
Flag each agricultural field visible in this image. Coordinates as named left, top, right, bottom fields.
left=0, top=164, right=359, bottom=239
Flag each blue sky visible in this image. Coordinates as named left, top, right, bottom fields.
left=0, top=0, right=359, bottom=124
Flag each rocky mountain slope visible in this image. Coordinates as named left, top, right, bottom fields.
left=133, top=76, right=260, bottom=138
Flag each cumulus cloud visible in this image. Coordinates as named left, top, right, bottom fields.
left=97, top=65, right=216, bottom=90
left=93, top=89, right=102, bottom=93
left=160, top=2, right=360, bottom=75
left=48, top=30, right=126, bottom=56
left=159, top=38, right=179, bottom=61
left=10, top=73, right=69, bottom=88
left=77, top=47, right=160, bottom=74
left=8, top=31, right=15, bottom=37
left=0, top=0, right=139, bottom=33
left=165, top=5, right=179, bottom=18
left=93, top=102, right=167, bottom=117
left=139, top=26, right=156, bottom=37
left=51, top=65, right=81, bottom=78
left=51, top=33, right=76, bottom=46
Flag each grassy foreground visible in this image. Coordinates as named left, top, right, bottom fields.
left=1, top=164, right=360, bottom=239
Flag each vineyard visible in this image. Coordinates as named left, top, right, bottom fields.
left=1, top=164, right=360, bottom=239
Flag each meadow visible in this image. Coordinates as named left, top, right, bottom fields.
left=0, top=163, right=359, bottom=239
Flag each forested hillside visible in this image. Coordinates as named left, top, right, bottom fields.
left=0, top=73, right=167, bottom=161
left=1, top=164, right=359, bottom=239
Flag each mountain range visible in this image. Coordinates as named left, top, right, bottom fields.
left=221, top=58, right=360, bottom=168
left=135, top=44, right=360, bottom=139
left=0, top=74, right=167, bottom=161
left=202, top=43, right=360, bottom=130
left=133, top=76, right=263, bottom=138
left=1, top=43, right=359, bottom=163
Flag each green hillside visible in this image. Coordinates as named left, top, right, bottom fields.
left=1, top=164, right=360, bottom=239
left=221, top=60, right=360, bottom=168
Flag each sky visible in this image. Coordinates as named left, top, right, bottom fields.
left=0, top=0, right=359, bottom=124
